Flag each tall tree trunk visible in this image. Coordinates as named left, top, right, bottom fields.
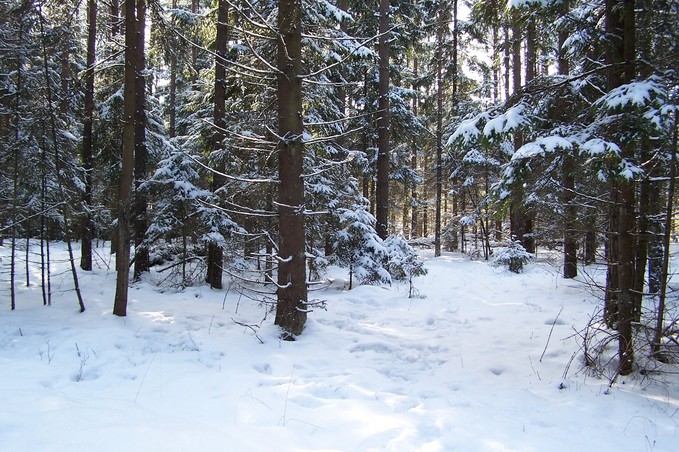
left=652, top=114, right=678, bottom=357
left=559, top=0, right=577, bottom=279
left=606, top=0, right=636, bottom=376
left=169, top=0, right=178, bottom=138
left=375, top=0, right=390, bottom=239
left=522, top=14, right=536, bottom=254
left=191, top=0, right=199, bottom=81
left=647, top=192, right=663, bottom=294
left=410, top=55, right=418, bottom=239
left=422, top=151, right=428, bottom=237
left=615, top=0, right=636, bottom=376
left=584, top=215, right=597, bottom=264
left=113, top=0, right=137, bottom=317
left=633, top=144, right=651, bottom=320
left=434, top=5, right=445, bottom=256
left=274, top=0, right=307, bottom=337
left=110, top=0, right=120, bottom=35
left=133, top=0, right=149, bottom=280
left=503, top=24, right=510, bottom=101
left=60, top=41, right=70, bottom=116
left=633, top=27, right=656, bottom=320
left=206, top=0, right=229, bottom=289
left=509, top=12, right=526, bottom=252
left=80, top=0, right=96, bottom=272
left=38, top=7, right=85, bottom=313
left=10, top=8, right=26, bottom=310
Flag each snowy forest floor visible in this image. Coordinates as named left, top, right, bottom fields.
left=1, top=242, right=678, bottom=451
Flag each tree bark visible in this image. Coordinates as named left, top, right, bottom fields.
left=133, top=0, right=149, bottom=280
left=206, top=0, right=229, bottom=289
left=615, top=0, right=636, bottom=376
left=410, top=55, right=418, bottom=239
left=274, top=0, right=307, bottom=337
left=110, top=0, right=120, bottom=35
left=434, top=5, right=445, bottom=256
left=652, top=114, right=678, bottom=357
left=169, top=0, right=178, bottom=138
left=113, top=0, right=137, bottom=317
left=509, top=12, right=526, bottom=250
left=191, top=0, right=199, bottom=80
left=605, top=0, right=636, bottom=375
left=80, top=0, right=96, bottom=272
left=375, top=0, right=390, bottom=239
left=559, top=0, right=577, bottom=278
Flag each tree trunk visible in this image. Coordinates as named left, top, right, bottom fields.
left=509, top=13, right=526, bottom=250
left=169, top=0, right=177, bottom=138
left=191, top=0, right=199, bottom=80
left=559, top=0, right=577, bottom=278
left=503, top=24, right=510, bottom=101
left=113, top=0, right=137, bottom=317
left=652, top=114, right=678, bottom=357
left=410, top=55, right=418, bottom=239
left=274, top=0, right=307, bottom=337
left=521, top=14, right=536, bottom=254
left=375, top=0, right=390, bottom=239
left=647, top=191, right=663, bottom=294
left=605, top=0, right=636, bottom=375
left=206, top=0, right=229, bottom=289
left=80, top=0, right=96, bottom=272
left=434, top=5, right=445, bottom=256
left=633, top=144, right=651, bottom=320
left=584, top=215, right=597, bottom=265
left=110, top=0, right=120, bottom=35
left=615, top=0, right=636, bottom=376
left=133, top=0, right=150, bottom=280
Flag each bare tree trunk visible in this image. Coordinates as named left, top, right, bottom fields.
left=191, top=0, right=199, bottom=80
left=375, top=0, right=390, bottom=239
left=274, top=0, right=307, bottom=337
left=133, top=0, right=150, bottom=280
left=206, top=0, right=229, bottom=289
left=110, top=0, right=120, bottom=35
left=114, top=0, right=138, bottom=317
left=9, top=6, right=28, bottom=310
left=559, top=0, right=577, bottom=279
left=615, top=0, right=636, bottom=376
left=652, top=114, right=677, bottom=357
left=25, top=220, right=30, bottom=286
left=434, top=5, right=445, bottom=256
left=647, top=191, right=663, bottom=294
left=81, top=0, right=96, bottom=271
left=38, top=8, right=85, bottom=313
left=605, top=0, right=636, bottom=375
left=169, top=0, right=178, bottom=138
left=633, top=144, right=651, bottom=320
left=522, top=15, right=536, bottom=254
left=509, top=14, right=525, bottom=249
left=410, top=56, right=418, bottom=239
left=503, top=24, right=510, bottom=101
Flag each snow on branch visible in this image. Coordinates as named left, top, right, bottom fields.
left=508, top=0, right=558, bottom=7
left=512, top=136, right=575, bottom=161
left=580, top=138, right=621, bottom=157
left=448, top=104, right=528, bottom=146
left=448, top=112, right=490, bottom=145
left=596, top=79, right=667, bottom=111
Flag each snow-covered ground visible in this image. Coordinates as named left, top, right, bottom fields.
left=1, top=242, right=678, bottom=451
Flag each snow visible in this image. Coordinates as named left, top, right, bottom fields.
left=448, top=114, right=485, bottom=145
left=600, top=79, right=666, bottom=110
left=580, top=138, right=621, bottom=156
left=2, top=243, right=679, bottom=451
left=512, top=136, right=574, bottom=160
left=508, top=0, right=556, bottom=7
